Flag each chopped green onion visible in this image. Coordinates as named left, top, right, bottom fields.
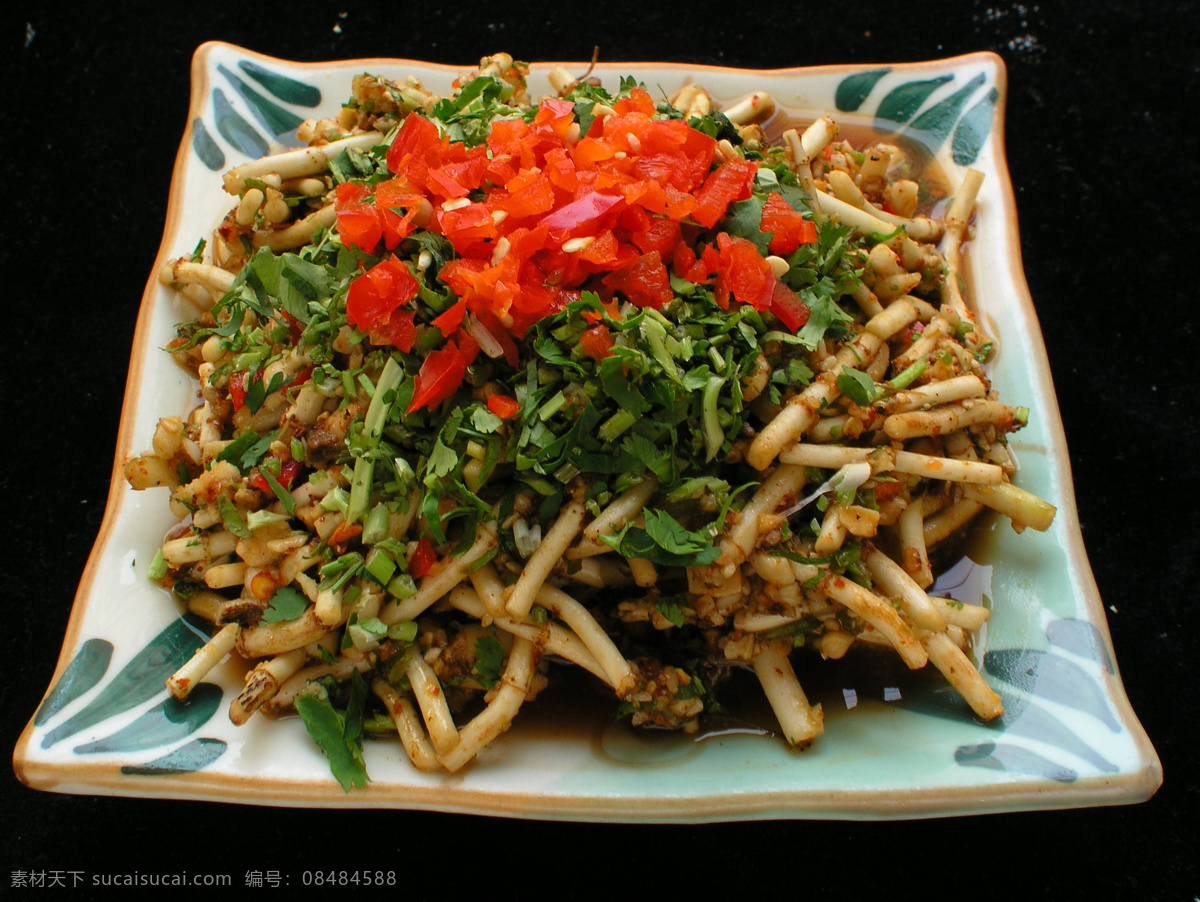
left=597, top=409, right=637, bottom=442
left=363, top=357, right=403, bottom=441
left=702, top=374, right=726, bottom=462
left=388, top=621, right=418, bottom=643
left=554, top=462, right=580, bottom=484
left=318, top=486, right=349, bottom=515
left=640, top=317, right=681, bottom=383
left=320, top=552, right=364, bottom=593
left=364, top=547, right=397, bottom=585
left=362, top=502, right=390, bottom=545
left=538, top=391, right=566, bottom=420
left=247, top=509, right=290, bottom=530
left=147, top=549, right=168, bottom=581
left=888, top=356, right=928, bottom=391
left=387, top=573, right=417, bottom=599
left=347, top=457, right=375, bottom=526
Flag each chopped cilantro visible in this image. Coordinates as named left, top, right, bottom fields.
left=473, top=635, right=505, bottom=689
left=836, top=367, right=878, bottom=406
left=261, top=585, right=309, bottom=623
left=655, top=599, right=687, bottom=628
left=216, top=429, right=278, bottom=473
left=601, top=508, right=720, bottom=567
left=295, top=671, right=370, bottom=791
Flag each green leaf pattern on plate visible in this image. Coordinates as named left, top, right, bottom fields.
left=952, top=87, right=999, bottom=166
left=835, top=67, right=891, bottom=112
left=217, top=63, right=306, bottom=137
left=213, top=88, right=269, bottom=158
left=997, top=702, right=1117, bottom=774
left=987, top=646, right=1122, bottom=732
left=1046, top=618, right=1114, bottom=672
left=191, top=117, right=225, bottom=171
left=196, top=61, right=322, bottom=171
left=34, top=617, right=229, bottom=777
left=41, top=616, right=206, bottom=748
left=875, top=74, right=954, bottom=124
left=906, top=72, right=988, bottom=152
left=961, top=619, right=1124, bottom=782
left=884, top=617, right=1125, bottom=783
left=834, top=67, right=994, bottom=164
left=238, top=60, right=321, bottom=107
left=121, top=738, right=229, bottom=777
left=34, top=638, right=112, bottom=726
left=33, top=610, right=1119, bottom=784
left=73, top=684, right=222, bottom=755
left=954, top=742, right=1078, bottom=784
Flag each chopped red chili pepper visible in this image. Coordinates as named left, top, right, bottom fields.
left=486, top=393, right=521, bottom=419
left=347, top=102, right=785, bottom=379
left=228, top=371, right=247, bottom=410
left=769, top=281, right=811, bottom=332
left=249, top=458, right=303, bottom=494
left=406, top=341, right=468, bottom=414
left=714, top=233, right=774, bottom=311
left=760, top=192, right=818, bottom=256
left=408, top=537, right=437, bottom=578
left=346, top=259, right=420, bottom=352
left=602, top=251, right=673, bottom=310
left=690, top=158, right=758, bottom=228
left=578, top=324, right=615, bottom=361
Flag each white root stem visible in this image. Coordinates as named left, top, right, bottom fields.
left=223, top=133, right=380, bottom=195
left=167, top=624, right=238, bottom=699
left=754, top=640, right=824, bottom=746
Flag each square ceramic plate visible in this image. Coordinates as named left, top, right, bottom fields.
left=14, top=43, right=1161, bottom=820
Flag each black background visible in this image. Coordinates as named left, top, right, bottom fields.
left=5, top=2, right=1196, bottom=897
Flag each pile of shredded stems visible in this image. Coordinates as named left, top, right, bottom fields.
left=126, top=53, right=1056, bottom=786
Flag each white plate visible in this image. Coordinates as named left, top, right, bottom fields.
left=14, top=43, right=1161, bottom=820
